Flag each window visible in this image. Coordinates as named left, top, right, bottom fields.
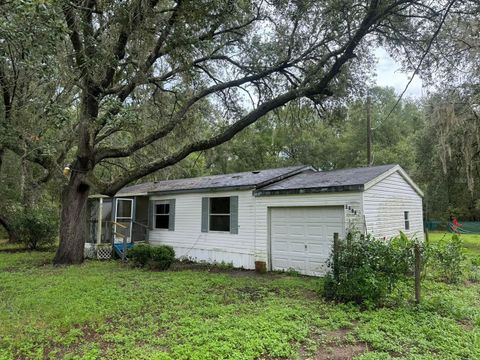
left=404, top=211, right=410, bottom=230
left=209, top=197, right=230, bottom=231
left=155, top=202, right=170, bottom=229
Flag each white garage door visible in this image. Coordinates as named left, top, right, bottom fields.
left=270, top=207, right=344, bottom=276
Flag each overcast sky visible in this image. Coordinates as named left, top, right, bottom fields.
left=374, top=47, right=424, bottom=99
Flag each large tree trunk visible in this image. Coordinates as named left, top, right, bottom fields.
left=53, top=172, right=90, bottom=265
left=0, top=214, right=18, bottom=243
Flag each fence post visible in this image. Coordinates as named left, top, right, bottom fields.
left=346, top=231, right=352, bottom=246
left=414, top=244, right=421, bottom=304
left=333, top=232, right=339, bottom=281
left=122, top=230, right=128, bottom=262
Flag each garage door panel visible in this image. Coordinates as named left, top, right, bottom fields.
left=307, top=243, right=329, bottom=255
left=306, top=225, right=324, bottom=236
left=289, top=242, right=306, bottom=253
left=270, top=207, right=344, bottom=276
left=272, top=243, right=290, bottom=252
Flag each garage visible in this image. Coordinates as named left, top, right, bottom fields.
left=269, top=206, right=345, bottom=276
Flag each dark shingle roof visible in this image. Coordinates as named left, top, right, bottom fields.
left=254, top=164, right=397, bottom=195
left=116, top=165, right=310, bottom=196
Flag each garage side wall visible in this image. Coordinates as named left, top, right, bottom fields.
left=363, top=171, right=424, bottom=241
left=254, top=192, right=364, bottom=267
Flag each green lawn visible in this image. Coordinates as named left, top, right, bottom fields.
left=428, top=231, right=480, bottom=258
left=0, top=241, right=479, bottom=360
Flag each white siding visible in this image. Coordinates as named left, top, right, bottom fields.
left=363, top=171, right=424, bottom=241
left=254, top=192, right=364, bottom=268
left=149, top=190, right=257, bottom=269
left=148, top=190, right=363, bottom=270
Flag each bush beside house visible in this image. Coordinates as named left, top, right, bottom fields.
left=322, top=232, right=468, bottom=307
left=322, top=232, right=415, bottom=306
left=129, top=244, right=175, bottom=270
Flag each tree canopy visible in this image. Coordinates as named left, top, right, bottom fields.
left=1, top=0, right=478, bottom=263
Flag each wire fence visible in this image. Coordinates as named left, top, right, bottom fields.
left=426, top=221, right=480, bottom=234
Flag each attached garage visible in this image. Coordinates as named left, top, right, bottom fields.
left=269, top=206, right=345, bottom=276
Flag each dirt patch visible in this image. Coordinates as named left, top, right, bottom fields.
left=43, top=323, right=112, bottom=359
left=313, top=343, right=368, bottom=360
left=237, top=286, right=265, bottom=301
left=300, top=324, right=369, bottom=360
left=169, top=261, right=295, bottom=279
left=457, top=319, right=474, bottom=331
left=325, top=328, right=352, bottom=339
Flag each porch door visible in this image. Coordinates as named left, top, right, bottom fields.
left=114, top=198, right=133, bottom=243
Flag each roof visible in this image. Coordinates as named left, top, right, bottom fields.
left=254, top=164, right=399, bottom=195
left=92, top=163, right=423, bottom=198
left=114, top=165, right=311, bottom=196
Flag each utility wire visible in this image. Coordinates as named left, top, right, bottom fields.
left=381, top=0, right=457, bottom=123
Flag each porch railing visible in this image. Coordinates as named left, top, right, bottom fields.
left=86, top=219, right=150, bottom=259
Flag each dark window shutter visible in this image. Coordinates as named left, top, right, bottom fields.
left=230, top=196, right=238, bottom=234
left=201, top=197, right=208, bottom=232
left=147, top=200, right=154, bottom=229
left=168, top=199, right=176, bottom=231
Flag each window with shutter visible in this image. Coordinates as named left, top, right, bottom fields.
left=154, top=202, right=170, bottom=229
left=209, top=197, right=230, bottom=232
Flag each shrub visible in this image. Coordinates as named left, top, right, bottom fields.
left=465, top=258, right=480, bottom=283
left=149, top=245, right=175, bottom=270
left=128, top=244, right=175, bottom=271
left=426, top=235, right=465, bottom=283
left=13, top=207, right=58, bottom=250
left=128, top=244, right=152, bottom=267
left=322, top=232, right=415, bottom=306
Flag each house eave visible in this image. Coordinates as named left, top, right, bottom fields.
left=148, top=185, right=256, bottom=196
left=254, top=184, right=365, bottom=196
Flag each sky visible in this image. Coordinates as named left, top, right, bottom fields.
left=374, top=47, right=424, bottom=99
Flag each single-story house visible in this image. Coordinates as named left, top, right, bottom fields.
left=87, top=164, right=424, bottom=276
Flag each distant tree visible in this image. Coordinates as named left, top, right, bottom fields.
left=0, top=2, right=68, bottom=241
left=414, top=1, right=479, bottom=221
left=206, top=87, right=424, bottom=173
left=416, top=91, right=480, bottom=221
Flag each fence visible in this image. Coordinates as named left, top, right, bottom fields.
left=426, top=221, right=480, bottom=234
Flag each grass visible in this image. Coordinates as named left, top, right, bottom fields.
left=428, top=231, right=480, bottom=258
left=0, top=239, right=479, bottom=360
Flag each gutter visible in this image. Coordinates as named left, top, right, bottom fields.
left=254, top=184, right=365, bottom=196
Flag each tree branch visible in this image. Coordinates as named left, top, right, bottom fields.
left=94, top=62, right=293, bottom=161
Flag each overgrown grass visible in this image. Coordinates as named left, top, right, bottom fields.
left=429, top=231, right=480, bottom=258
left=0, top=239, right=479, bottom=359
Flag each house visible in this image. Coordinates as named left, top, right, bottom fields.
left=87, top=164, right=424, bottom=276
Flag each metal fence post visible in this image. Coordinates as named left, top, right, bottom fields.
left=414, top=244, right=421, bottom=304
left=333, top=232, right=339, bottom=281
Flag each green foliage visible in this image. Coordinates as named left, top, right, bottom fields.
left=214, top=261, right=235, bottom=270
left=323, top=232, right=415, bottom=306
left=205, top=88, right=423, bottom=174
left=12, top=207, right=58, bottom=250
left=0, top=242, right=479, bottom=359
left=149, top=245, right=175, bottom=271
left=128, top=244, right=175, bottom=271
left=426, top=235, right=466, bottom=284
left=128, top=244, right=152, bottom=267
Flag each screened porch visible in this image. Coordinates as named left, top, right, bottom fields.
left=85, top=196, right=150, bottom=259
